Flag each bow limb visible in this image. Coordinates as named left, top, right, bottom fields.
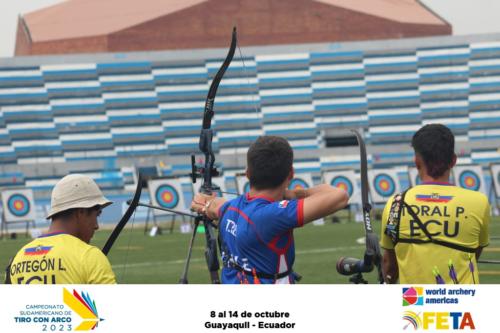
left=351, top=129, right=384, bottom=283
left=102, top=173, right=143, bottom=255
left=179, top=28, right=237, bottom=284
left=199, top=27, right=237, bottom=193
left=202, top=27, right=237, bottom=129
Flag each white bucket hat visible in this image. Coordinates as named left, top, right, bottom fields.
left=46, top=174, right=112, bottom=219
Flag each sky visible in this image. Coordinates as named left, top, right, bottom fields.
left=1, top=0, right=500, bottom=58
left=0, top=0, right=65, bottom=57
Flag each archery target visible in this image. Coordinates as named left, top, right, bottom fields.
left=289, top=178, right=309, bottom=190
left=331, top=176, right=353, bottom=195
left=491, top=164, right=500, bottom=198
left=453, top=165, right=487, bottom=195
left=368, top=169, right=401, bottom=203
left=1, top=189, right=36, bottom=222
left=235, top=174, right=250, bottom=195
left=374, top=174, right=396, bottom=196
left=148, top=179, right=186, bottom=216
left=155, top=185, right=179, bottom=209
left=8, top=194, right=30, bottom=217
left=408, top=167, right=422, bottom=187
left=288, top=174, right=313, bottom=191
left=322, top=170, right=361, bottom=205
left=192, top=176, right=226, bottom=197
left=459, top=171, right=480, bottom=190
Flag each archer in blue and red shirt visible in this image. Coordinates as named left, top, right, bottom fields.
left=192, top=136, right=348, bottom=284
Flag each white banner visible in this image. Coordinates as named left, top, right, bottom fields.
left=322, top=170, right=361, bottom=205
left=1, top=189, right=36, bottom=223
left=368, top=169, right=401, bottom=203
left=0, top=285, right=497, bottom=332
left=490, top=164, right=500, bottom=197
left=453, top=165, right=487, bottom=195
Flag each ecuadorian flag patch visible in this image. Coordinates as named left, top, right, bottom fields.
left=415, top=194, right=453, bottom=203
left=24, top=246, right=53, bottom=256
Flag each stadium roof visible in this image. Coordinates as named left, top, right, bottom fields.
left=316, top=0, right=444, bottom=25
left=24, top=0, right=208, bottom=42
left=23, top=0, right=446, bottom=42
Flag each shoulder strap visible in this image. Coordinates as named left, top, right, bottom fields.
left=385, top=189, right=410, bottom=244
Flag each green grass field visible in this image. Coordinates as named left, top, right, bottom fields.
left=1, top=217, right=499, bottom=284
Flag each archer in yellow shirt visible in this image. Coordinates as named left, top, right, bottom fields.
left=381, top=124, right=490, bottom=284
left=9, top=232, right=115, bottom=284
left=6, top=174, right=116, bottom=284
left=381, top=183, right=489, bottom=284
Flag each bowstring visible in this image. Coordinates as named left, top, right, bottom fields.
left=237, top=44, right=260, bottom=115
left=235, top=39, right=260, bottom=194
left=118, top=195, right=138, bottom=283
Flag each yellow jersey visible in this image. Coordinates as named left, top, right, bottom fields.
left=381, top=182, right=490, bottom=284
left=9, top=232, right=116, bottom=284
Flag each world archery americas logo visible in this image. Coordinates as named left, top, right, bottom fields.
left=63, top=288, right=103, bottom=330
left=403, top=287, right=424, bottom=306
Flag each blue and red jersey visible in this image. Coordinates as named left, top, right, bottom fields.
left=218, top=193, right=304, bottom=284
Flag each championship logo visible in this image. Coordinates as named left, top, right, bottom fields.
left=13, top=288, right=104, bottom=331
left=63, top=288, right=103, bottom=330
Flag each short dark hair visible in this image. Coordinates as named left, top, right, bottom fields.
left=411, top=124, right=455, bottom=178
left=247, top=136, right=293, bottom=190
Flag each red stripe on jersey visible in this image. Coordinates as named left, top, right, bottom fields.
left=297, top=199, right=304, bottom=227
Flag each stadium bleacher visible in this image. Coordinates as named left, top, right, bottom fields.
left=2, top=33, right=500, bottom=203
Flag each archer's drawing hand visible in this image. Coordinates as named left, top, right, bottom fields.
left=191, top=193, right=217, bottom=215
